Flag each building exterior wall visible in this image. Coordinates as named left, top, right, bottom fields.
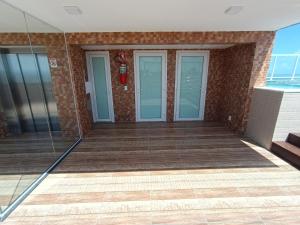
left=67, top=31, right=274, bottom=86
left=109, top=50, right=136, bottom=122
left=66, top=32, right=274, bottom=135
left=69, top=45, right=92, bottom=134
left=220, top=44, right=256, bottom=133
left=166, top=50, right=177, bottom=122
left=273, top=91, right=300, bottom=141
left=0, top=31, right=275, bottom=136
left=246, top=88, right=300, bottom=149
left=204, top=49, right=224, bottom=122
left=246, top=88, right=283, bottom=149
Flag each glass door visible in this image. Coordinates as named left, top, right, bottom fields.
left=174, top=51, right=209, bottom=121
left=0, top=2, right=81, bottom=220
left=134, top=51, right=167, bottom=121
left=86, top=51, right=114, bottom=122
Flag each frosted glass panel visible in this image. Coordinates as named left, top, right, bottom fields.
left=139, top=56, right=162, bottom=119
left=92, top=57, right=110, bottom=120
left=179, top=56, right=204, bottom=119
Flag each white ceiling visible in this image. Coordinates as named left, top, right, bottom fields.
left=0, top=0, right=60, bottom=32
left=3, top=0, right=300, bottom=32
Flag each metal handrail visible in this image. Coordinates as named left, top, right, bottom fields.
left=268, top=54, right=300, bottom=81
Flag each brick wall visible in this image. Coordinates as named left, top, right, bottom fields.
left=0, top=31, right=275, bottom=135
left=109, top=50, right=136, bottom=121
left=69, top=45, right=92, bottom=134
left=166, top=50, right=177, bottom=122
left=67, top=31, right=274, bottom=134
left=204, top=49, right=225, bottom=121
left=221, top=44, right=256, bottom=133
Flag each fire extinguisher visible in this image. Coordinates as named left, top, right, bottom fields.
left=115, top=51, right=128, bottom=85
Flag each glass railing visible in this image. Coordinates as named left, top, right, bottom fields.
left=267, top=54, right=300, bottom=82
left=0, top=1, right=81, bottom=221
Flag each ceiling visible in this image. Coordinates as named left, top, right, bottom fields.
left=3, top=0, right=300, bottom=32
left=0, top=0, right=60, bottom=32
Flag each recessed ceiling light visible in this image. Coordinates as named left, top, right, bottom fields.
left=64, top=6, right=82, bottom=15
left=224, top=6, right=243, bottom=15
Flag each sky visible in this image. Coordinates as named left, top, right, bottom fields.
left=267, top=23, right=300, bottom=78
left=272, top=23, right=300, bottom=54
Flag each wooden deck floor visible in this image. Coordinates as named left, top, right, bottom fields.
left=0, top=133, right=76, bottom=211
left=2, top=122, right=300, bottom=224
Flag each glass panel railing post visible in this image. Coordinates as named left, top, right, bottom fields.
left=291, top=55, right=299, bottom=81
left=270, top=55, right=277, bottom=81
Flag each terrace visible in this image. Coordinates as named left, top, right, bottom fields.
left=2, top=122, right=300, bottom=224
left=0, top=0, right=300, bottom=223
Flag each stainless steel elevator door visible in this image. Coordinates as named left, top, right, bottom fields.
left=0, top=50, right=60, bottom=133
left=36, top=54, right=60, bottom=131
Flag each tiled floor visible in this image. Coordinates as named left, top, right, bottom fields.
left=0, top=132, right=76, bottom=211
left=2, top=122, right=300, bottom=224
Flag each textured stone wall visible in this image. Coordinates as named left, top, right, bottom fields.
left=0, top=31, right=274, bottom=135
left=67, top=31, right=274, bottom=134
left=69, top=45, right=92, bottom=134
left=166, top=50, right=176, bottom=122
left=67, top=31, right=275, bottom=89
left=204, top=49, right=225, bottom=122
left=221, top=44, right=256, bottom=133
left=109, top=50, right=136, bottom=122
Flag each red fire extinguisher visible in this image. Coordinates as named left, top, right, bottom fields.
left=115, top=51, right=128, bottom=85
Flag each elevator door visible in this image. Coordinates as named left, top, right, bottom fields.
left=0, top=50, right=60, bottom=133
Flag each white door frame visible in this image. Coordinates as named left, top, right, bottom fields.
left=86, top=51, right=115, bottom=122
left=134, top=50, right=167, bottom=122
left=174, top=50, right=209, bottom=121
